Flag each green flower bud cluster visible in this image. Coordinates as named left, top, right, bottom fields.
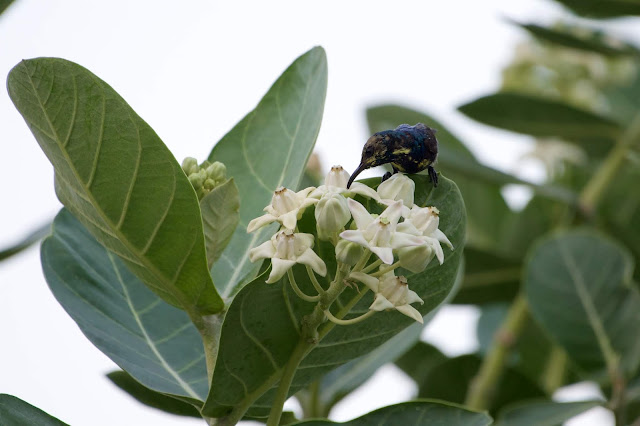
left=181, top=157, right=227, bottom=200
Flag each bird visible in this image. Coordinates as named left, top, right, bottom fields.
left=347, top=123, right=439, bottom=189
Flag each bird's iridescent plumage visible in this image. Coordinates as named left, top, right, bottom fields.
left=347, top=123, right=439, bottom=188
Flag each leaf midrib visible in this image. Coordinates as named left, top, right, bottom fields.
left=23, top=61, right=194, bottom=311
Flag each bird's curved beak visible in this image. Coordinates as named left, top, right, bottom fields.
left=347, top=162, right=368, bottom=189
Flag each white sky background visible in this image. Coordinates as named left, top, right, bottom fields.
left=0, top=0, right=629, bottom=424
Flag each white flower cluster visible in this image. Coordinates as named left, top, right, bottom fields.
left=248, top=166, right=453, bottom=324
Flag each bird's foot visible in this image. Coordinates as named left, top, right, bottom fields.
left=428, top=166, right=438, bottom=187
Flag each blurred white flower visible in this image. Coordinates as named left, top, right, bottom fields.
left=247, top=186, right=317, bottom=232
left=249, top=229, right=326, bottom=283
left=310, top=165, right=380, bottom=201
left=350, top=271, right=424, bottom=323
left=340, top=199, right=423, bottom=264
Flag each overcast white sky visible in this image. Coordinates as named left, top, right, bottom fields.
left=0, top=0, right=624, bottom=424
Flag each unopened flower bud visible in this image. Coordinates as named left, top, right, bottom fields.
left=206, top=161, right=227, bottom=182
left=188, top=169, right=207, bottom=189
left=203, top=178, right=217, bottom=191
left=182, top=157, right=199, bottom=175
left=377, top=174, right=415, bottom=207
left=315, top=193, right=350, bottom=239
left=335, top=239, right=363, bottom=266
left=397, top=244, right=434, bottom=273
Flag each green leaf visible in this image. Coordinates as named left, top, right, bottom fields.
left=297, top=322, right=423, bottom=417
left=42, top=209, right=209, bottom=403
left=415, top=354, right=545, bottom=413
left=208, top=47, right=328, bottom=299
left=0, top=394, right=67, bottom=426
left=512, top=21, right=640, bottom=57
left=366, top=105, right=513, bottom=250
left=290, top=400, right=492, bottom=426
left=525, top=229, right=640, bottom=375
left=495, top=399, right=603, bottom=426
left=0, top=0, right=15, bottom=16
left=452, top=247, right=521, bottom=305
left=107, top=371, right=201, bottom=418
left=8, top=58, right=222, bottom=315
left=549, top=0, right=640, bottom=18
left=0, top=222, right=50, bottom=262
left=395, top=341, right=448, bottom=387
left=458, top=93, right=622, bottom=150
left=200, top=178, right=240, bottom=269
left=202, top=174, right=465, bottom=418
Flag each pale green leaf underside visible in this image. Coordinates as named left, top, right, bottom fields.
left=292, top=400, right=492, bottom=426
left=208, top=46, right=328, bottom=300
left=201, top=178, right=240, bottom=269
left=0, top=394, right=67, bottom=426
left=42, top=209, right=209, bottom=402
left=8, top=58, right=222, bottom=315
left=525, top=230, right=640, bottom=375
left=202, top=175, right=466, bottom=417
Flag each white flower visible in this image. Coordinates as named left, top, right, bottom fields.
left=350, top=271, right=424, bottom=323
left=397, top=205, right=453, bottom=265
left=377, top=174, right=415, bottom=217
left=249, top=229, right=327, bottom=284
left=339, top=199, right=423, bottom=264
left=309, top=165, right=380, bottom=201
left=315, top=192, right=351, bottom=240
left=247, top=186, right=318, bottom=232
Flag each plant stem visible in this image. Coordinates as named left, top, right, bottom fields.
left=371, top=261, right=401, bottom=277
left=324, top=309, right=375, bottom=325
left=465, top=293, right=529, bottom=410
left=352, top=250, right=372, bottom=272
left=541, top=345, right=568, bottom=394
left=266, top=267, right=348, bottom=425
left=306, top=265, right=325, bottom=295
left=361, top=259, right=383, bottom=274
left=288, top=269, right=320, bottom=302
left=579, top=112, right=640, bottom=214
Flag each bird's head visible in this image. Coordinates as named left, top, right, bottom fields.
left=347, top=133, right=390, bottom=188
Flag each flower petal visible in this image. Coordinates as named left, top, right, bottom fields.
left=267, top=258, right=296, bottom=283
left=396, top=304, right=424, bottom=323
left=370, top=293, right=395, bottom=311
left=297, top=248, right=327, bottom=277
left=425, top=236, right=445, bottom=264
left=378, top=200, right=403, bottom=227
left=280, top=210, right=299, bottom=230
left=247, top=214, right=277, bottom=233
left=434, top=229, right=454, bottom=249
left=370, top=246, right=394, bottom=264
left=347, top=182, right=381, bottom=200
left=249, top=240, right=276, bottom=262
left=349, top=271, right=380, bottom=292
left=406, top=289, right=424, bottom=305
left=390, top=232, right=425, bottom=249
left=339, top=230, right=371, bottom=250
left=347, top=198, right=373, bottom=230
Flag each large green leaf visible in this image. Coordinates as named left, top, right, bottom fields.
left=0, top=394, right=67, bottom=426
left=525, top=230, right=640, bottom=375
left=42, top=209, right=209, bottom=403
left=414, top=354, right=545, bottom=414
left=8, top=58, right=222, bottom=315
left=513, top=21, right=640, bottom=57
left=296, top=322, right=423, bottom=417
left=291, top=400, right=492, bottom=426
left=0, top=222, right=50, bottom=262
left=494, top=399, right=602, bottom=426
left=366, top=105, right=513, bottom=250
left=200, top=179, right=240, bottom=269
left=208, top=47, right=328, bottom=300
left=550, top=0, right=640, bottom=18
left=395, top=341, right=448, bottom=387
left=202, top=174, right=465, bottom=418
left=107, top=371, right=201, bottom=418
left=452, top=247, right=521, bottom=305
left=458, top=93, right=622, bottom=152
